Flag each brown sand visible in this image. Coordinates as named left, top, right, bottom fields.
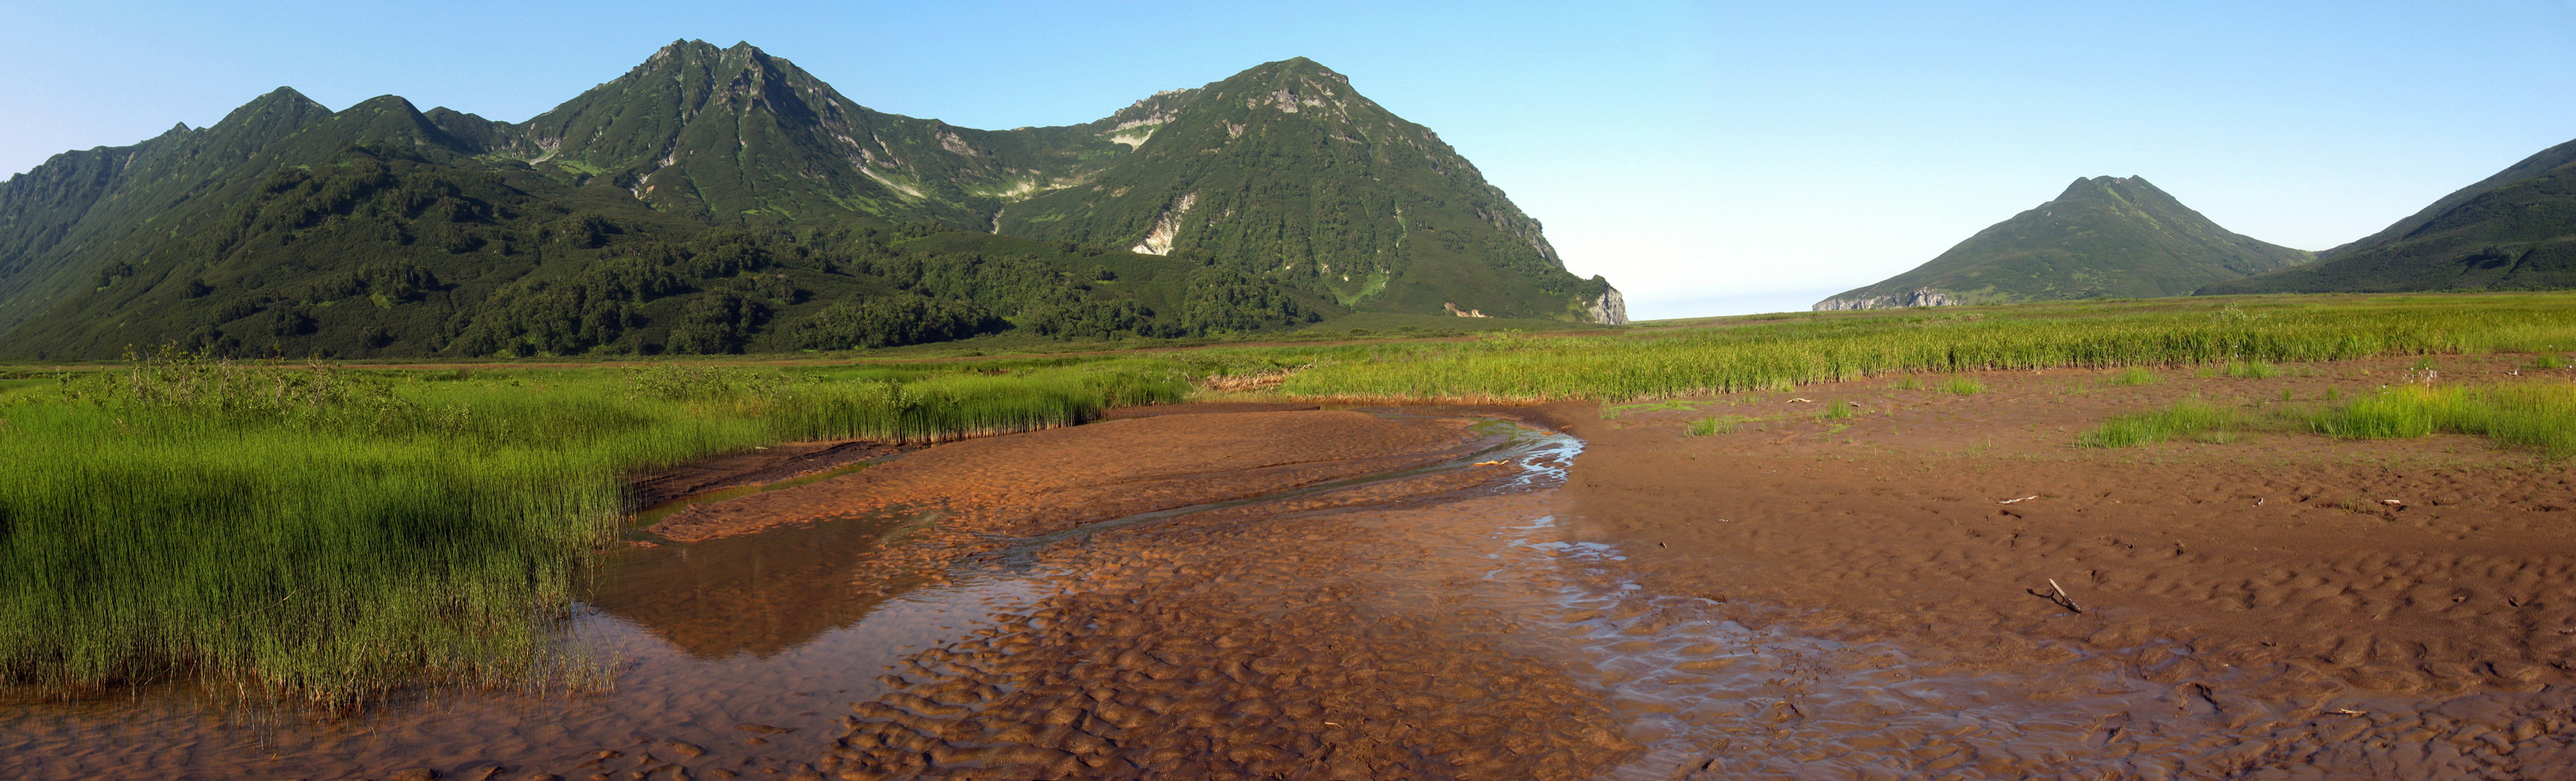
left=16, top=356, right=2576, bottom=779
left=1553, top=354, right=2576, bottom=777
left=647, top=409, right=1489, bottom=542
left=628, top=439, right=915, bottom=509
left=795, top=357, right=2576, bottom=778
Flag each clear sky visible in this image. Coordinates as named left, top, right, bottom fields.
left=5, top=1, right=2572, bottom=319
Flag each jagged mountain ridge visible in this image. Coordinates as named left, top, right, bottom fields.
left=0, top=41, right=1618, bottom=357
left=1816, top=176, right=2311, bottom=310
left=2198, top=137, right=2576, bottom=295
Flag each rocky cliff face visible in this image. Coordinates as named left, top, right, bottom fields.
left=1812, top=287, right=1965, bottom=312
left=1589, top=287, right=1629, bottom=324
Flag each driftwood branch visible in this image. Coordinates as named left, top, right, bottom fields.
left=2040, top=577, right=2081, bottom=615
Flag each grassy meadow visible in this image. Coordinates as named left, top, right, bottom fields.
left=3, top=291, right=2573, bottom=702
left=0, top=350, right=1185, bottom=703
left=2308, top=381, right=2576, bottom=458
left=1200, top=294, right=2576, bottom=402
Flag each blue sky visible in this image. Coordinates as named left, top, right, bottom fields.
left=5, top=1, right=2572, bottom=318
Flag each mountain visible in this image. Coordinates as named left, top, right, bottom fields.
left=0, top=88, right=334, bottom=331
left=2196, top=138, right=2576, bottom=295
left=995, top=58, right=1618, bottom=322
left=0, top=42, right=1617, bottom=359
left=1814, top=176, right=2312, bottom=311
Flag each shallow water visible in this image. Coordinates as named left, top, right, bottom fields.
left=0, top=415, right=1593, bottom=778
left=0, top=506, right=1045, bottom=779
left=3, top=412, right=2427, bottom=779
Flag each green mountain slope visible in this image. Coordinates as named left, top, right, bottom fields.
left=997, top=58, right=1621, bottom=322
left=2, top=142, right=1327, bottom=360
left=1816, top=176, right=2312, bottom=310
left=2198, top=138, right=2576, bottom=295
left=0, top=88, right=333, bottom=330
left=0, top=43, right=1610, bottom=358
left=504, top=41, right=1121, bottom=227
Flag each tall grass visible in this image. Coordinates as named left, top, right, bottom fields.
left=1247, top=295, right=2576, bottom=403
left=2308, top=382, right=2576, bottom=458
left=2078, top=398, right=2241, bottom=447
left=0, top=351, right=1188, bottom=702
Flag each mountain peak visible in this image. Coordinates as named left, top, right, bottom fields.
left=1819, top=175, right=2309, bottom=309
left=1227, top=57, right=1352, bottom=87
left=2058, top=175, right=2158, bottom=200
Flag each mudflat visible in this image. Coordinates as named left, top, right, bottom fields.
left=16, top=358, right=2576, bottom=779
left=647, top=409, right=1490, bottom=542
left=1552, top=354, right=2576, bottom=777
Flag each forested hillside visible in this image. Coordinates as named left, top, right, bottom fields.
left=1818, top=176, right=2310, bottom=310
left=0, top=41, right=1612, bottom=359
left=2199, top=138, right=2576, bottom=295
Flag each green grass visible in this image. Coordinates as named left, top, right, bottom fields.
left=1249, top=294, right=2576, bottom=403
left=12, top=291, right=2576, bottom=702
left=0, top=350, right=1188, bottom=702
left=1820, top=400, right=1856, bottom=420
left=2078, top=397, right=2241, bottom=447
left=2109, top=366, right=2160, bottom=385
left=2307, top=382, right=2576, bottom=458
left=1685, top=415, right=1740, bottom=437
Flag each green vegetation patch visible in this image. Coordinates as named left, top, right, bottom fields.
left=2079, top=397, right=2241, bottom=448
left=1685, top=415, right=1740, bottom=437
left=2308, top=382, right=2576, bottom=458
left=1263, top=294, right=2576, bottom=403
left=0, top=349, right=1188, bottom=702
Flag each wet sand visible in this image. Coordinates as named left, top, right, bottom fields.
left=9, top=356, right=2576, bottom=778
left=1554, top=354, right=2576, bottom=778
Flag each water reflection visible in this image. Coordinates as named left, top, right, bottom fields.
left=584, top=509, right=933, bottom=658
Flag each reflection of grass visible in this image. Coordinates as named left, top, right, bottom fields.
left=2109, top=366, right=2159, bottom=385
left=2308, top=383, right=2576, bottom=458
left=1941, top=378, right=1986, bottom=396
left=2079, top=397, right=2240, bottom=447
left=0, top=351, right=1188, bottom=703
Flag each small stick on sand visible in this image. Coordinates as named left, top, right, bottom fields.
left=2047, top=578, right=2083, bottom=614
left=2000, top=495, right=2038, bottom=504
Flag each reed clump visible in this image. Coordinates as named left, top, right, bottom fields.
left=0, top=348, right=1188, bottom=703
left=2078, top=397, right=2241, bottom=447
left=2308, top=382, right=2576, bottom=458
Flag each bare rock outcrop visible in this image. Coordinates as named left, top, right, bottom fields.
left=1812, top=287, right=1964, bottom=312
